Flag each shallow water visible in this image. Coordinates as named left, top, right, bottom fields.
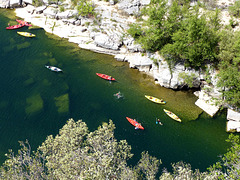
left=0, top=9, right=230, bottom=172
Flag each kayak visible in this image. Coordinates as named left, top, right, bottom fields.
left=6, top=24, right=24, bottom=30
left=17, top=32, right=36, bottom=37
left=16, top=19, right=32, bottom=26
left=163, top=109, right=181, bottom=122
left=126, top=117, right=144, bottom=130
left=145, top=95, right=166, bottom=104
left=96, top=73, right=115, bottom=81
left=45, top=65, right=62, bottom=72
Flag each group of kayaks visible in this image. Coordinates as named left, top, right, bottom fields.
left=96, top=72, right=182, bottom=130
left=145, top=95, right=182, bottom=122
left=6, top=19, right=35, bottom=37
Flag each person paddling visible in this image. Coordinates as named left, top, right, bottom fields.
left=158, top=119, right=163, bottom=125
left=156, top=118, right=163, bottom=125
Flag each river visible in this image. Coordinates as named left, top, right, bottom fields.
left=0, top=9, right=229, bottom=172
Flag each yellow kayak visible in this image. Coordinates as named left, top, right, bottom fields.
left=163, top=109, right=181, bottom=122
left=17, top=32, right=36, bottom=37
left=145, top=95, right=166, bottom=104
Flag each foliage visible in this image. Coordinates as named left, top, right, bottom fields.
left=217, top=29, right=240, bottom=108
left=0, top=119, right=149, bottom=179
left=59, top=6, right=65, bottom=12
left=137, top=151, right=161, bottom=179
left=229, top=0, right=240, bottom=18
left=127, top=23, right=142, bottom=39
left=161, top=6, right=220, bottom=68
left=208, top=134, right=240, bottom=179
left=32, top=0, right=43, bottom=7
left=1, top=120, right=240, bottom=179
left=0, top=140, right=46, bottom=179
left=135, top=0, right=186, bottom=52
left=178, top=72, right=198, bottom=88
left=160, top=162, right=206, bottom=179
left=77, top=0, right=95, bottom=17
left=127, top=0, right=221, bottom=69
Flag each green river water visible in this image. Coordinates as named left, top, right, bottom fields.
left=0, top=9, right=230, bottom=172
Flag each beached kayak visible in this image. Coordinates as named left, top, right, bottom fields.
left=45, top=65, right=62, bottom=72
left=126, top=117, right=144, bottom=130
left=96, top=73, right=115, bottom=81
left=16, top=19, right=32, bottom=26
left=6, top=24, right=24, bottom=30
left=145, top=95, right=166, bottom=104
left=163, top=109, right=181, bottom=122
left=17, top=32, right=36, bottom=37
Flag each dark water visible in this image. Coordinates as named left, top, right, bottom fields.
left=0, top=9, right=230, bottom=172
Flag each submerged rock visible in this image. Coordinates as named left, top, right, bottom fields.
left=25, top=94, right=43, bottom=115
left=55, top=93, right=69, bottom=113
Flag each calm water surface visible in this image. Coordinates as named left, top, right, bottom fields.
left=0, top=9, right=230, bottom=172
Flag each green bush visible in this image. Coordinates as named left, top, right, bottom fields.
left=77, top=0, right=95, bottom=17
left=127, top=23, right=142, bottom=39
left=229, top=0, right=240, bottom=17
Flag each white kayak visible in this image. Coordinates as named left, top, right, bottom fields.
left=45, top=65, right=62, bottom=72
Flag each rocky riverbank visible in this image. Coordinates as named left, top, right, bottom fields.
left=1, top=0, right=240, bottom=128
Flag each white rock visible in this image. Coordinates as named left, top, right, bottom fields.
left=195, top=99, right=220, bottom=117
left=227, top=109, right=240, bottom=122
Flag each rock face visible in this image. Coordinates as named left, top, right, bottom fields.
left=0, top=0, right=20, bottom=8
left=226, top=109, right=240, bottom=132
left=117, top=0, right=150, bottom=15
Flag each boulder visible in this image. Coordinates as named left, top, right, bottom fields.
left=124, top=53, right=152, bottom=72
left=9, top=0, right=20, bottom=8
left=117, top=0, right=150, bottom=15
left=154, top=61, right=172, bottom=88
left=227, top=109, right=240, bottom=132
left=35, top=6, right=47, bottom=14
left=227, top=109, right=240, bottom=122
left=94, top=33, right=122, bottom=50
left=123, top=37, right=143, bottom=52
left=43, top=7, right=58, bottom=18
left=194, top=91, right=220, bottom=117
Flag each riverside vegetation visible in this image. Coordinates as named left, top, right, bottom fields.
left=127, top=0, right=240, bottom=109
left=0, top=119, right=239, bottom=179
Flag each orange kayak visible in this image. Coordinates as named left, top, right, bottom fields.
left=16, top=19, right=32, bottom=26
left=126, top=117, right=144, bottom=130
left=6, top=24, right=24, bottom=30
left=96, top=73, right=115, bottom=81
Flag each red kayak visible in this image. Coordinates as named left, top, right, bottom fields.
left=16, top=19, right=32, bottom=26
left=96, top=73, right=115, bottom=81
left=126, top=117, right=144, bottom=130
left=6, top=24, right=24, bottom=30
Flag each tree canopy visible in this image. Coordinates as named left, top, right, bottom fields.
left=0, top=119, right=240, bottom=179
left=128, top=0, right=220, bottom=69
left=217, top=29, right=240, bottom=108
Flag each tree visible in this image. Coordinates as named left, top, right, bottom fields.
left=217, top=29, right=240, bottom=108
left=229, top=0, right=240, bottom=18
left=1, top=119, right=240, bottom=179
left=137, top=151, right=161, bottom=179
left=208, top=134, right=240, bottom=179
left=0, top=140, right=46, bottom=180
left=130, top=0, right=186, bottom=52
left=161, top=6, right=220, bottom=68
left=0, top=119, right=137, bottom=179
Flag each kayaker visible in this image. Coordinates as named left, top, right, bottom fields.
left=8, top=23, right=10, bottom=27
left=158, top=119, right=163, bottom=125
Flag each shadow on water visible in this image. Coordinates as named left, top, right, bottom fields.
left=0, top=9, right=230, bottom=172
